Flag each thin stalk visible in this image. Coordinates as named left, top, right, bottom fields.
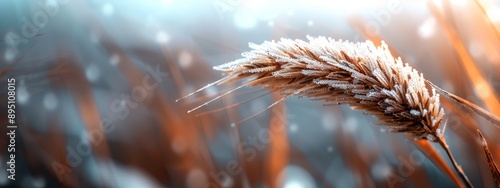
left=436, top=136, right=473, bottom=188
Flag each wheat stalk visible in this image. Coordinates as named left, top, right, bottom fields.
left=177, top=36, right=473, bottom=187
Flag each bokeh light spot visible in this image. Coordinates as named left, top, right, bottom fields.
left=43, top=92, right=58, bottom=110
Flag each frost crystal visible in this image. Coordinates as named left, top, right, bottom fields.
left=410, top=109, right=421, bottom=116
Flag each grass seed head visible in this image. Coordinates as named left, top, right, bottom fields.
left=213, top=36, right=444, bottom=140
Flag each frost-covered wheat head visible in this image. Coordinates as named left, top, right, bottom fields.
left=213, top=36, right=444, bottom=141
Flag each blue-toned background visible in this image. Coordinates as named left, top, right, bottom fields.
left=1, top=0, right=500, bottom=187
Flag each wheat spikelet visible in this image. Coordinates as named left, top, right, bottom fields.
left=211, top=36, right=444, bottom=140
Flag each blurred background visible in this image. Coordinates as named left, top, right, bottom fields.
left=1, top=0, right=500, bottom=187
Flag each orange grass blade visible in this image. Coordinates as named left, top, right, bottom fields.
left=429, top=0, right=500, bottom=117
left=56, top=58, right=115, bottom=187
left=347, top=15, right=401, bottom=58
left=264, top=93, right=289, bottom=188
left=472, top=0, right=500, bottom=43
left=477, top=130, right=500, bottom=187
left=413, top=140, right=466, bottom=187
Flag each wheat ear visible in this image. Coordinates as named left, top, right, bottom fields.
left=209, top=36, right=445, bottom=139
left=178, top=36, right=472, bottom=187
